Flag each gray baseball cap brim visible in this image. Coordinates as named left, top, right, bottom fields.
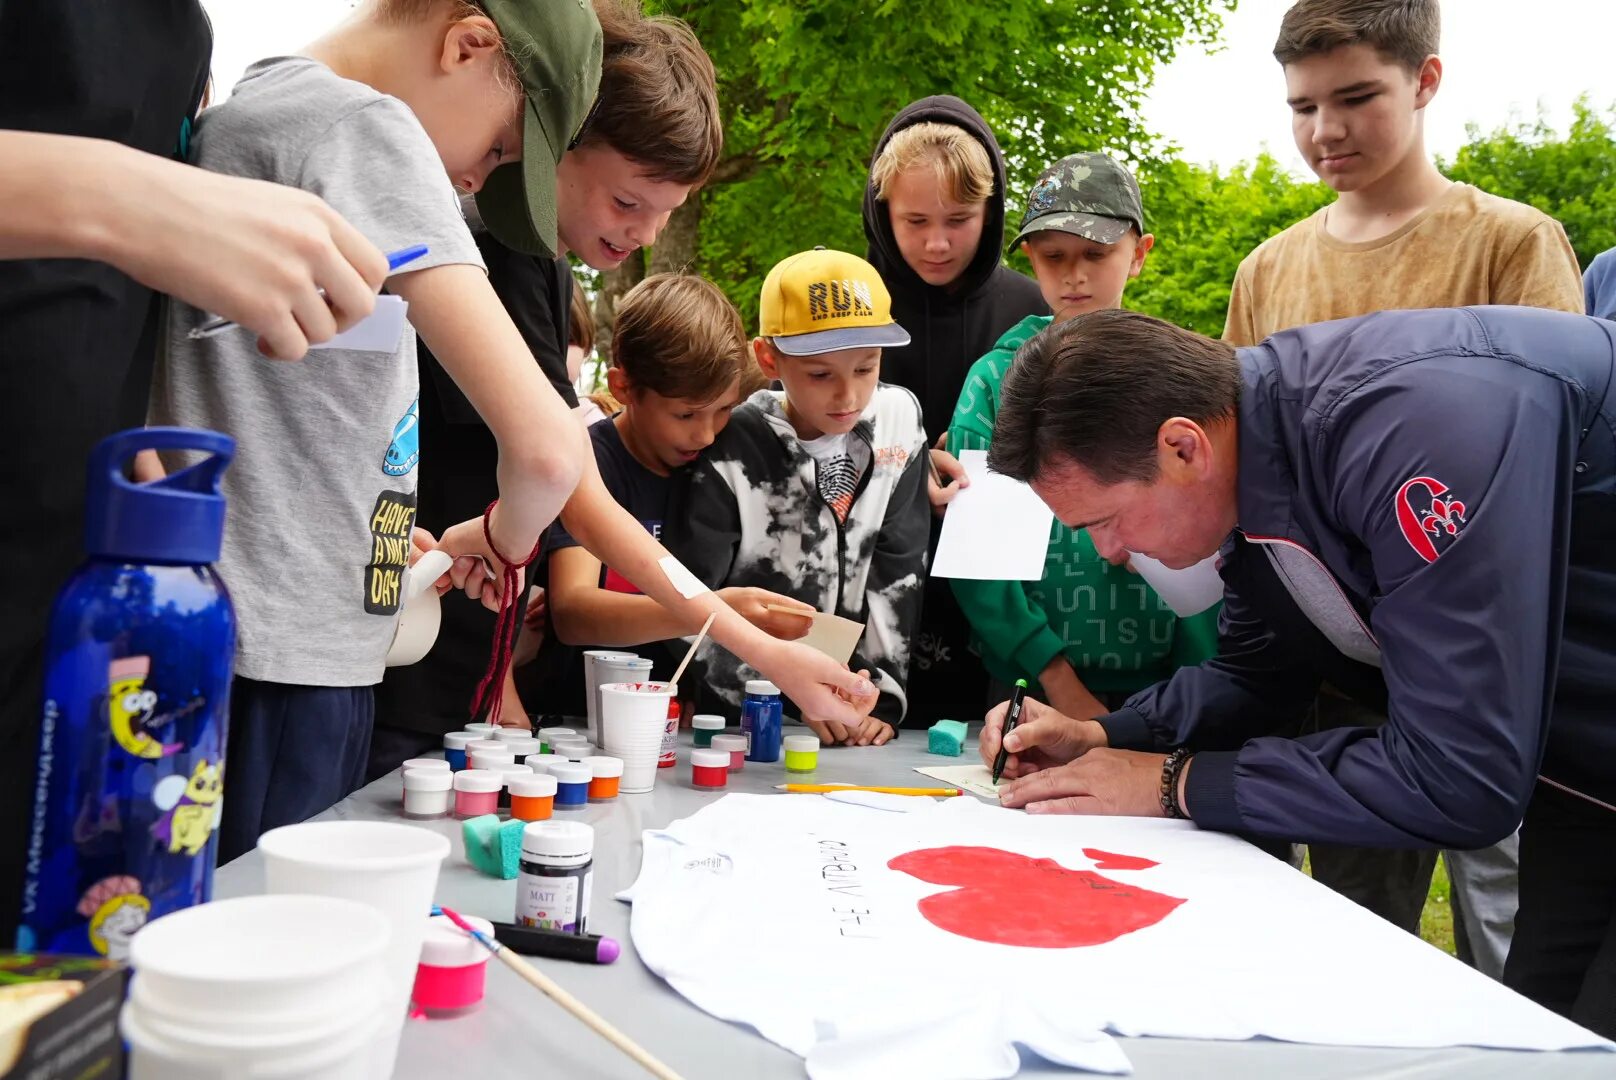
left=1010, top=211, right=1133, bottom=251
left=770, top=323, right=912, bottom=357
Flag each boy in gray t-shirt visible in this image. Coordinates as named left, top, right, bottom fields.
left=152, top=1, right=601, bottom=861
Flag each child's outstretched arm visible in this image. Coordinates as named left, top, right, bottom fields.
left=392, top=265, right=585, bottom=599
left=556, top=456, right=873, bottom=726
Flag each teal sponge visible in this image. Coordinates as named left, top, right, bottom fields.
left=461, top=815, right=526, bottom=880
left=927, top=719, right=968, bottom=756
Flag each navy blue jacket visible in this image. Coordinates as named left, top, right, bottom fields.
left=1101, top=306, right=1616, bottom=847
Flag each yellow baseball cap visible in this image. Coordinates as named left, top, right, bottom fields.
left=759, top=247, right=910, bottom=356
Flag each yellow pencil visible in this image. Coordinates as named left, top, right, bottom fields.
left=773, top=783, right=963, bottom=797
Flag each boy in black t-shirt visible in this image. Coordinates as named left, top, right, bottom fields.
left=540, top=275, right=814, bottom=714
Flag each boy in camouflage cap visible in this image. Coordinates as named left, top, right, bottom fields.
left=945, top=151, right=1218, bottom=732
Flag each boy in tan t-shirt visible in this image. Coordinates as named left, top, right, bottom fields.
left=1222, top=0, right=1582, bottom=981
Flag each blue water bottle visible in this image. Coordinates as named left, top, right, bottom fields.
left=741, top=680, right=783, bottom=763
left=17, top=428, right=237, bottom=962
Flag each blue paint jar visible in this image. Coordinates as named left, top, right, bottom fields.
left=742, top=680, right=783, bottom=763
left=549, top=762, right=591, bottom=810
left=443, top=731, right=475, bottom=771
left=20, top=428, right=236, bottom=962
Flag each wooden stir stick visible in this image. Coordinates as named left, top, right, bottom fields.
left=667, top=611, right=715, bottom=689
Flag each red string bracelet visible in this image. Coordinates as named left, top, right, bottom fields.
left=469, top=500, right=543, bottom=726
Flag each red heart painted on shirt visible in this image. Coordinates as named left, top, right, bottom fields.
left=888, top=845, right=1183, bottom=948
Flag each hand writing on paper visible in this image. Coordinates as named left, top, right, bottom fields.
left=719, top=587, right=813, bottom=641
left=997, top=750, right=1174, bottom=818
left=979, top=696, right=1107, bottom=780
left=803, top=669, right=892, bottom=746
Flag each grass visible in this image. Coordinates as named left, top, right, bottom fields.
left=1300, top=850, right=1457, bottom=956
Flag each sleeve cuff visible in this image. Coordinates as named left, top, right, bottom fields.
left=1182, top=750, right=1243, bottom=833
left=1012, top=630, right=1067, bottom=685
left=1097, top=706, right=1154, bottom=751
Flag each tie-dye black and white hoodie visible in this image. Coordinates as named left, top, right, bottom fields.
left=663, top=385, right=931, bottom=729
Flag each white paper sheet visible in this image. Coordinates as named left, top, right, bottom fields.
left=914, top=763, right=1004, bottom=800
left=931, top=450, right=1055, bottom=580
left=309, top=294, right=408, bottom=353
left=623, top=795, right=1613, bottom=1079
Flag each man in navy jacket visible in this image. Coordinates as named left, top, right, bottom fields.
left=977, top=306, right=1616, bottom=1036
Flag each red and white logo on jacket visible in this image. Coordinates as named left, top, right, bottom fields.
left=1394, top=475, right=1466, bottom=563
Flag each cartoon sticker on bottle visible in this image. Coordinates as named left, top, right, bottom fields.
left=108, top=655, right=194, bottom=760
left=383, top=395, right=420, bottom=477
left=151, top=760, right=224, bottom=857
left=76, top=876, right=150, bottom=960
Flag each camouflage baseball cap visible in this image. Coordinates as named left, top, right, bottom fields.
left=1009, top=152, right=1145, bottom=250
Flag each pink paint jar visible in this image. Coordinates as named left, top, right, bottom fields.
left=711, top=734, right=746, bottom=772
left=413, top=913, right=494, bottom=1017
left=690, top=749, right=729, bottom=790
left=402, top=768, right=452, bottom=820
left=453, top=770, right=501, bottom=819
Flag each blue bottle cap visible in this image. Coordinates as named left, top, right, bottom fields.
left=84, top=427, right=235, bottom=565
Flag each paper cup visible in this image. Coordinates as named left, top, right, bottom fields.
left=258, top=822, right=449, bottom=1079
left=1126, top=551, right=1224, bottom=617
left=582, top=651, right=639, bottom=744
left=598, top=681, right=675, bottom=793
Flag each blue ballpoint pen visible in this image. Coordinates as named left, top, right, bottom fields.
left=186, top=243, right=430, bottom=339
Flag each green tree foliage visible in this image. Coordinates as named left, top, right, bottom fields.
left=643, top=0, right=1235, bottom=328
left=1126, top=154, right=1331, bottom=337
left=1439, top=97, right=1616, bottom=269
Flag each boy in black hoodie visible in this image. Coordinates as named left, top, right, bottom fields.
left=863, top=96, right=1047, bottom=723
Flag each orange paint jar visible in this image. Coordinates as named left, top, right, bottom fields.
left=585, top=756, right=624, bottom=803
left=508, top=773, right=557, bottom=821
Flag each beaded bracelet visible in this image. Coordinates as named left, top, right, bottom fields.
left=1160, top=747, right=1193, bottom=819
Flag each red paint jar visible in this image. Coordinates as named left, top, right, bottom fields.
left=413, top=913, right=494, bottom=1017
left=711, top=734, right=746, bottom=772
left=690, top=749, right=729, bottom=790
left=658, top=698, right=681, bottom=769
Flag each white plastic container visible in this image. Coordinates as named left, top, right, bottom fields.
left=469, top=747, right=517, bottom=771
left=598, top=680, right=676, bottom=793
left=402, top=768, right=452, bottom=819
left=122, top=894, right=390, bottom=1080
left=257, top=822, right=449, bottom=1080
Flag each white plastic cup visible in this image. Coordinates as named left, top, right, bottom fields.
left=598, top=681, right=676, bottom=793
left=582, top=651, right=639, bottom=743
left=122, top=894, right=390, bottom=1080
left=1126, top=551, right=1224, bottom=617
left=257, top=822, right=450, bottom=1080
left=588, top=649, right=649, bottom=743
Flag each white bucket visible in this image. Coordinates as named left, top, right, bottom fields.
left=122, top=894, right=389, bottom=1079
left=257, top=821, right=450, bottom=1079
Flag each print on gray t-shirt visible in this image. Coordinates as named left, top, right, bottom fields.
left=150, top=57, right=486, bottom=687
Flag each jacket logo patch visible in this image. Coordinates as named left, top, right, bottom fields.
left=1394, top=475, right=1466, bottom=563
left=873, top=446, right=911, bottom=470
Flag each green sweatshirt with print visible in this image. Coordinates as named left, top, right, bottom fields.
left=946, top=314, right=1220, bottom=694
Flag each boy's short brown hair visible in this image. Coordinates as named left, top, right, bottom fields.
left=870, top=122, right=994, bottom=206
left=1273, top=0, right=1440, bottom=75
left=612, top=274, right=757, bottom=403
left=576, top=1, right=722, bottom=186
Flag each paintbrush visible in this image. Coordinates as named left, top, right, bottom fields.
left=434, top=905, right=685, bottom=1080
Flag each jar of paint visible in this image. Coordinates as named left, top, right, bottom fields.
left=783, top=735, right=820, bottom=774
left=584, top=756, right=623, bottom=802
left=692, top=715, right=726, bottom=748
left=452, top=770, right=501, bottom=819
left=469, top=748, right=516, bottom=772
left=402, top=768, right=453, bottom=820
left=488, top=762, right=534, bottom=810
left=508, top=773, right=557, bottom=822
left=517, top=821, right=594, bottom=933
left=501, top=736, right=543, bottom=760
left=711, top=734, right=747, bottom=772
left=465, top=738, right=505, bottom=756
left=400, top=758, right=449, bottom=794
left=464, top=723, right=498, bottom=740
left=552, top=740, right=593, bottom=763
left=690, top=749, right=729, bottom=790
left=442, top=731, right=476, bottom=771
left=494, top=726, right=533, bottom=743
left=741, top=680, right=783, bottom=763
left=548, top=762, right=591, bottom=810
left=413, top=913, right=494, bottom=1018
left=536, top=727, right=576, bottom=753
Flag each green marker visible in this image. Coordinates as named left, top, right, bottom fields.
left=991, top=678, right=1029, bottom=784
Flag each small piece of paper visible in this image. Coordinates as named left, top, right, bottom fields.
left=914, top=763, right=1004, bottom=800
left=768, top=606, right=864, bottom=665
left=310, top=294, right=409, bottom=353
left=658, top=555, right=711, bottom=600
left=930, top=449, right=1055, bottom=580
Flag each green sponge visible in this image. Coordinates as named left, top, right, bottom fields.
left=461, top=815, right=526, bottom=880
left=927, top=719, right=968, bottom=756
